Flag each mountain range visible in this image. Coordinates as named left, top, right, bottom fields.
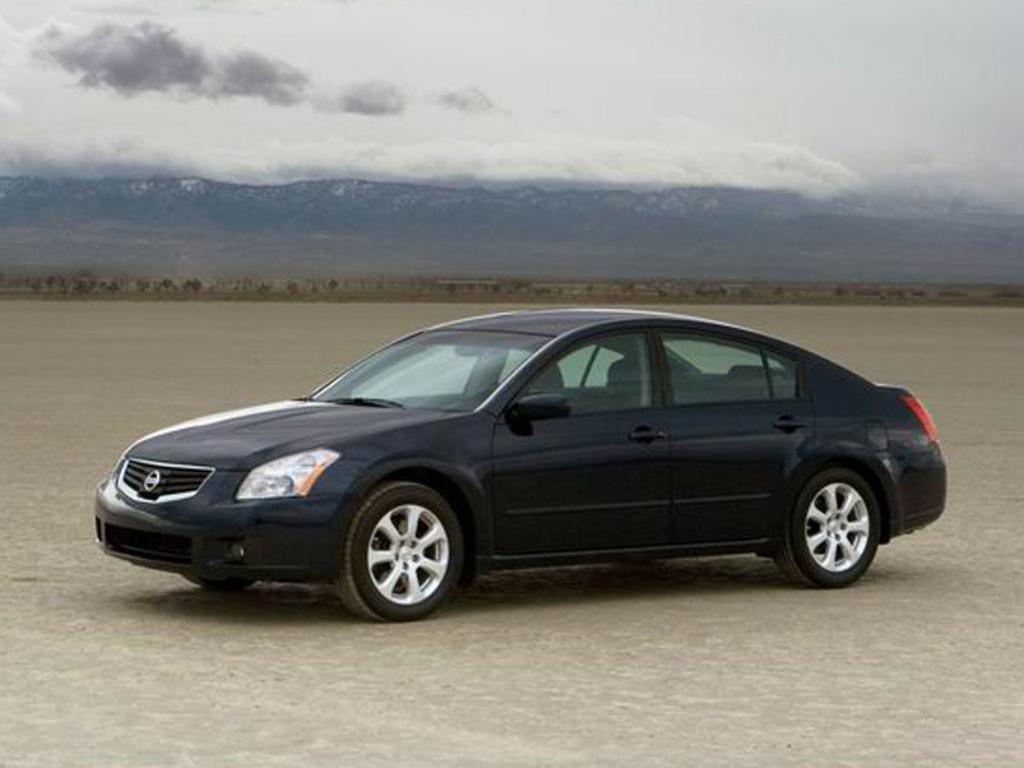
left=1, top=176, right=1022, bottom=282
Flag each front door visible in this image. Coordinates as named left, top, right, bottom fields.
left=491, top=332, right=673, bottom=554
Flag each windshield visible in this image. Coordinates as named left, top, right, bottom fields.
left=314, top=330, right=548, bottom=412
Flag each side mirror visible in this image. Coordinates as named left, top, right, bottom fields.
left=509, top=393, right=571, bottom=423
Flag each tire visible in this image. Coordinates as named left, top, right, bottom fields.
left=185, top=576, right=255, bottom=591
left=337, top=481, right=464, bottom=622
left=774, top=468, right=881, bottom=588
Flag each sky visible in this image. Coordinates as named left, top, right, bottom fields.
left=1, top=0, right=1022, bottom=205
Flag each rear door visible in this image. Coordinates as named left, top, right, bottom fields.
left=655, top=330, right=814, bottom=545
left=491, top=331, right=673, bottom=554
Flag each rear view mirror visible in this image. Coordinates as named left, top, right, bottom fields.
left=509, top=393, right=571, bottom=423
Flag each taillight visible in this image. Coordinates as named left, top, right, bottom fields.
left=900, top=394, right=939, bottom=444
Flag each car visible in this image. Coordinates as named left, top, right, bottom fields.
left=95, top=309, right=946, bottom=621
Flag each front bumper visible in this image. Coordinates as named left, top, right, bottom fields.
left=95, top=478, right=349, bottom=582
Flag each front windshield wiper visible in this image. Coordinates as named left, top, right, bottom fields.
left=323, top=397, right=406, bottom=409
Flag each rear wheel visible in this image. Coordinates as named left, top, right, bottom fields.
left=775, top=468, right=880, bottom=588
left=337, top=481, right=463, bottom=622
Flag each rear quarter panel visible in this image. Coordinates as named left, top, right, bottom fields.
left=791, top=357, right=901, bottom=540
left=799, top=358, right=946, bottom=539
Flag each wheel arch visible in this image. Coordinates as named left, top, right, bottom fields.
left=364, top=464, right=487, bottom=584
left=792, top=455, right=895, bottom=544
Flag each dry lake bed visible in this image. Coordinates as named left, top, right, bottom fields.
left=1, top=301, right=1022, bottom=767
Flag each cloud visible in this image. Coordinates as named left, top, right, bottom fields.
left=0, top=128, right=863, bottom=199
left=316, top=80, right=405, bottom=116
left=0, top=92, right=18, bottom=114
left=35, top=21, right=309, bottom=105
left=213, top=50, right=308, bottom=105
left=0, top=13, right=24, bottom=113
left=436, top=86, right=496, bottom=114
left=15, top=126, right=1024, bottom=207
left=0, top=133, right=200, bottom=178
left=38, top=22, right=206, bottom=94
left=35, top=22, right=402, bottom=113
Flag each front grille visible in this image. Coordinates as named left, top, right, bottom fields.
left=103, top=522, right=192, bottom=564
left=119, top=458, right=213, bottom=502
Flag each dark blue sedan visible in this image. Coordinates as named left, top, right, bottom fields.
left=96, top=309, right=946, bottom=621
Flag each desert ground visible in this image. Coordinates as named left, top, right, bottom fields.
left=1, top=301, right=1022, bottom=767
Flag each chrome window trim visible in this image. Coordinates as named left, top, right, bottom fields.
left=309, top=310, right=757, bottom=415
left=117, top=457, right=215, bottom=504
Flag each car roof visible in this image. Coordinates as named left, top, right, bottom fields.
left=433, top=308, right=746, bottom=337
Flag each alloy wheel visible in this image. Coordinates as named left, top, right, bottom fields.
left=367, top=504, right=450, bottom=605
left=804, top=482, right=870, bottom=573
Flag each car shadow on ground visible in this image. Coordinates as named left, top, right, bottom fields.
left=107, top=554, right=936, bottom=626
left=454, top=556, right=939, bottom=617
left=107, top=555, right=825, bottom=625
left=113, top=581, right=359, bottom=625
left=452, top=557, right=796, bottom=615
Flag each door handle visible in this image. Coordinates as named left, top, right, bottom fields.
left=628, top=426, right=667, bottom=444
left=773, top=415, right=808, bottom=432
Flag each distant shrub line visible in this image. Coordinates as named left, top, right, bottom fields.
left=0, top=274, right=1021, bottom=306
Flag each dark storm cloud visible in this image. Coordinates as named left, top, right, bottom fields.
left=38, top=22, right=206, bottom=94
left=318, top=80, right=405, bottom=116
left=36, top=22, right=309, bottom=106
left=213, top=50, right=308, bottom=106
left=437, top=86, right=496, bottom=114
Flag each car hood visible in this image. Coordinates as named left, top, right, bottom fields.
left=126, top=400, right=446, bottom=469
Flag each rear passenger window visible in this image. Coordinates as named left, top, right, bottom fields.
left=765, top=352, right=798, bottom=399
left=660, top=334, right=771, bottom=405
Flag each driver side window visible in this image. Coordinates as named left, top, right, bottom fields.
left=525, top=333, right=652, bottom=415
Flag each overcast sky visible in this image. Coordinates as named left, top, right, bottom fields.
left=1, top=0, right=1022, bottom=205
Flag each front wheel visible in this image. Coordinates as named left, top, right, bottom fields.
left=337, top=482, right=463, bottom=622
left=775, top=468, right=880, bottom=588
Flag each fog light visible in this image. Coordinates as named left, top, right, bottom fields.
left=225, top=541, right=246, bottom=563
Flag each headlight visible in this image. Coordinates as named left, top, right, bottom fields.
left=236, top=448, right=340, bottom=500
